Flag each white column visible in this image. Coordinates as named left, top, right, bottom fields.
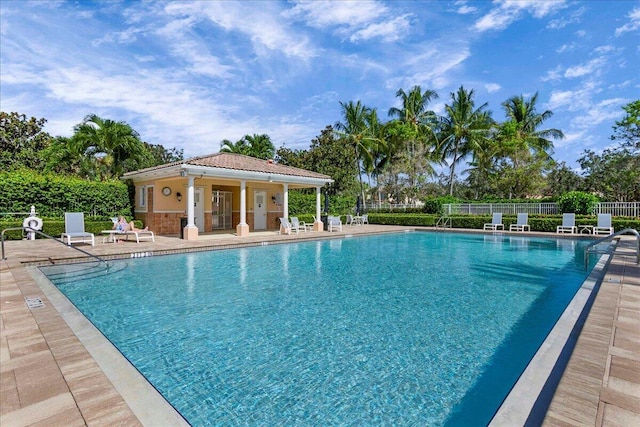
left=283, top=184, right=289, bottom=219
left=316, top=186, right=322, bottom=221
left=239, top=180, right=247, bottom=225
left=187, top=176, right=195, bottom=226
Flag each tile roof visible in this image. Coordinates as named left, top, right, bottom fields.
left=123, top=152, right=332, bottom=180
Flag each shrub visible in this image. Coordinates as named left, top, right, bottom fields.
left=557, top=191, right=599, bottom=215
left=0, top=169, right=132, bottom=218
left=423, top=195, right=460, bottom=214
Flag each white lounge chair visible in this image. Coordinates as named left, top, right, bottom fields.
left=327, top=216, right=342, bottom=232
left=361, top=214, right=369, bottom=225
left=483, top=213, right=504, bottom=231
left=509, top=213, right=530, bottom=232
left=593, top=213, right=614, bottom=235
left=557, top=213, right=577, bottom=234
left=61, top=212, right=95, bottom=246
left=345, top=214, right=354, bottom=225
left=279, top=217, right=294, bottom=235
left=120, top=229, right=155, bottom=243
left=290, top=217, right=308, bottom=232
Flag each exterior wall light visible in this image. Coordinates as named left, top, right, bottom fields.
left=176, top=192, right=182, bottom=202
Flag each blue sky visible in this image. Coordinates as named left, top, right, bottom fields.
left=1, top=0, right=638, bottom=173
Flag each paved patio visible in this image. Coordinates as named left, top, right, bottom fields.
left=1, top=226, right=638, bottom=426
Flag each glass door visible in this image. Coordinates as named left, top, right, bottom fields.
left=212, top=190, right=233, bottom=229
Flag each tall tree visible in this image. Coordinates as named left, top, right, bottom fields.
left=578, top=102, right=640, bottom=201
left=387, top=86, right=440, bottom=192
left=71, top=114, right=148, bottom=179
left=438, top=86, right=493, bottom=195
left=544, top=161, right=583, bottom=197
left=334, top=100, right=380, bottom=200
left=611, top=99, right=639, bottom=149
left=579, top=145, right=640, bottom=201
left=0, top=111, right=53, bottom=170
left=306, top=125, right=358, bottom=195
left=496, top=93, right=564, bottom=198
left=220, top=134, right=275, bottom=159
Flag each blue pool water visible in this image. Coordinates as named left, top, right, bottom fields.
left=41, top=232, right=594, bottom=426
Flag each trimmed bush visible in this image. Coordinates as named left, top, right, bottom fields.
left=0, top=169, right=132, bottom=218
left=557, top=191, right=599, bottom=215
left=354, top=213, right=640, bottom=233
left=422, top=195, right=460, bottom=214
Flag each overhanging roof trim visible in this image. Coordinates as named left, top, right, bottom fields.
left=181, top=165, right=333, bottom=185
left=121, top=152, right=333, bottom=184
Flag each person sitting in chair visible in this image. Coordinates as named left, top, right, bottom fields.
left=113, top=216, right=148, bottom=232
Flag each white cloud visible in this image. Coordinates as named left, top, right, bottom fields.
left=615, top=5, right=640, bottom=36
left=163, top=1, right=316, bottom=60
left=474, top=0, right=568, bottom=32
left=92, top=27, right=143, bottom=46
left=556, top=42, right=576, bottom=53
left=547, top=6, right=584, bottom=29
left=285, top=0, right=412, bottom=43
left=286, top=0, right=387, bottom=29
left=350, top=14, right=412, bottom=42
left=485, top=83, right=501, bottom=93
left=386, top=44, right=471, bottom=91
left=541, top=65, right=563, bottom=82
left=454, top=1, right=477, bottom=15
left=457, top=5, right=477, bottom=15
left=547, top=84, right=597, bottom=112
left=168, top=39, right=234, bottom=79
left=570, top=97, right=628, bottom=129
left=564, top=57, right=606, bottom=78
left=594, top=45, right=616, bottom=54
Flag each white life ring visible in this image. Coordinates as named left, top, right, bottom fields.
left=23, top=216, right=43, bottom=230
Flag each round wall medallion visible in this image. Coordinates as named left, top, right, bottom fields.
left=162, top=186, right=172, bottom=196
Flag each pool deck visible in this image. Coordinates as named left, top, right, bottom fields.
left=1, top=225, right=638, bottom=426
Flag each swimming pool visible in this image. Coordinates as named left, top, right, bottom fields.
left=40, top=232, right=595, bottom=425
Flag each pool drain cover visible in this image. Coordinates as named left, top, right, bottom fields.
left=25, top=297, right=45, bottom=309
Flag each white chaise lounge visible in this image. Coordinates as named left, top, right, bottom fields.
left=62, top=212, right=95, bottom=246
left=484, top=213, right=504, bottom=231
left=593, top=213, right=614, bottom=235
left=509, top=213, right=530, bottom=232
left=557, top=213, right=577, bottom=234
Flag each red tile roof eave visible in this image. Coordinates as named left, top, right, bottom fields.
left=121, top=152, right=332, bottom=182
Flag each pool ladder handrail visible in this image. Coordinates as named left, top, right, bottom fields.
left=435, top=216, right=451, bottom=231
left=584, top=228, right=639, bottom=270
left=1, top=226, right=109, bottom=268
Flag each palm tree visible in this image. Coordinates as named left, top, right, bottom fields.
left=500, top=92, right=563, bottom=166
left=438, top=86, right=493, bottom=195
left=334, top=100, right=381, bottom=201
left=220, top=138, right=250, bottom=155
left=388, top=86, right=440, bottom=191
left=71, top=114, right=147, bottom=179
left=242, top=134, right=275, bottom=160
left=497, top=93, right=564, bottom=198
left=220, top=134, right=275, bottom=159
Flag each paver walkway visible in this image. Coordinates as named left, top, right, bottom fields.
left=543, top=237, right=640, bottom=426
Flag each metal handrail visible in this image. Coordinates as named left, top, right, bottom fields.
left=584, top=228, right=640, bottom=269
left=1, top=227, right=108, bottom=268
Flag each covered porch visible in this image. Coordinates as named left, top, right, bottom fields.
left=121, top=153, right=333, bottom=240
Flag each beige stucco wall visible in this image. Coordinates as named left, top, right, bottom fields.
left=131, top=178, right=288, bottom=235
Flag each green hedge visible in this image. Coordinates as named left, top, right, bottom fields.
left=0, top=219, right=143, bottom=240
left=350, top=213, right=640, bottom=233
left=0, top=169, right=132, bottom=218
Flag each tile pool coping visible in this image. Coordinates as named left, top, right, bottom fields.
left=2, top=226, right=638, bottom=425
